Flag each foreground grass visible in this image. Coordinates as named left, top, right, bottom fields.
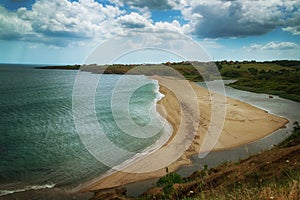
left=91, top=124, right=300, bottom=200
left=190, top=180, right=300, bottom=200
left=140, top=124, right=300, bottom=200
left=145, top=168, right=300, bottom=200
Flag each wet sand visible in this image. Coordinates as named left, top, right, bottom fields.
left=79, top=76, right=288, bottom=192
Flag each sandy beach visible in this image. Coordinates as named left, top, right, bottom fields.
left=80, top=76, right=289, bottom=192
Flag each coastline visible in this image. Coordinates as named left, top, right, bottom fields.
left=79, top=76, right=289, bottom=192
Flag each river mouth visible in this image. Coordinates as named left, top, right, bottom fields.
left=124, top=80, right=300, bottom=197
left=1, top=66, right=299, bottom=199
left=176, top=80, right=299, bottom=175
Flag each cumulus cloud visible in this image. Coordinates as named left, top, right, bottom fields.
left=283, top=26, right=300, bottom=35
left=0, top=6, right=33, bottom=40
left=109, top=0, right=185, bottom=10
left=118, top=12, right=151, bottom=28
left=1, top=0, right=299, bottom=48
left=0, top=0, right=126, bottom=46
left=111, top=0, right=300, bottom=38
left=24, top=0, right=123, bottom=37
left=0, top=0, right=188, bottom=46
left=249, top=42, right=299, bottom=51
left=182, top=0, right=300, bottom=38
left=282, top=11, right=300, bottom=36
left=154, top=20, right=183, bottom=33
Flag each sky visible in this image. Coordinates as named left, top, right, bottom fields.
left=0, top=0, right=300, bottom=64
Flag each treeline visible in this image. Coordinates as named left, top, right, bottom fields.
left=37, top=60, right=300, bottom=102
left=216, top=60, right=300, bottom=67
left=263, top=60, right=300, bottom=67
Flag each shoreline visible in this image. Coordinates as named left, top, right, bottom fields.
left=78, top=76, right=289, bottom=193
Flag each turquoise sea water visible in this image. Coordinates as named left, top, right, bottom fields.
left=0, top=64, right=166, bottom=196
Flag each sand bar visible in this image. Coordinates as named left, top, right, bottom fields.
left=79, top=76, right=288, bottom=192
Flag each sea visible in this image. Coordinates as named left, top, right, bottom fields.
left=0, top=64, right=170, bottom=198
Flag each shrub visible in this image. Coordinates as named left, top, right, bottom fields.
left=157, top=173, right=183, bottom=187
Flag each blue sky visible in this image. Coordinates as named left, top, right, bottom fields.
left=0, top=0, right=299, bottom=64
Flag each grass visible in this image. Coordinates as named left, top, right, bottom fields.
left=141, top=175, right=300, bottom=200
left=222, top=63, right=300, bottom=102
left=195, top=179, right=300, bottom=200
left=278, top=122, right=300, bottom=147
left=137, top=124, right=300, bottom=200
left=220, top=63, right=292, bottom=73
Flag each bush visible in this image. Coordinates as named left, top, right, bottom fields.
left=221, top=70, right=243, bottom=78
left=277, top=122, right=300, bottom=147
left=248, top=68, right=258, bottom=75
left=157, top=173, right=183, bottom=187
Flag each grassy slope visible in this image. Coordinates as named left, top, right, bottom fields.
left=141, top=125, right=300, bottom=200
left=90, top=126, right=300, bottom=200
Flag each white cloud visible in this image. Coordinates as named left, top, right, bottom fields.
left=118, top=12, right=151, bottom=28
left=0, top=6, right=34, bottom=40
left=181, top=0, right=300, bottom=38
left=283, top=26, right=300, bottom=35
left=282, top=10, right=300, bottom=36
left=154, top=20, right=183, bottom=33
left=22, top=0, right=124, bottom=38
left=109, top=0, right=185, bottom=10
left=112, top=0, right=300, bottom=38
left=249, top=41, right=299, bottom=51
left=1, top=0, right=299, bottom=49
left=0, top=0, right=188, bottom=47
left=0, top=0, right=126, bottom=46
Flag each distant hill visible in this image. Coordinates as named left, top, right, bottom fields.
left=37, top=60, right=300, bottom=102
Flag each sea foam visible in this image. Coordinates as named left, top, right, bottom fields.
left=0, top=184, right=55, bottom=197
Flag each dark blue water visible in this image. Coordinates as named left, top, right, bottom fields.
left=0, top=64, right=165, bottom=196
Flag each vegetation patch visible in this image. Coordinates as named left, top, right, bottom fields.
left=38, top=60, right=300, bottom=101
left=139, top=124, right=300, bottom=200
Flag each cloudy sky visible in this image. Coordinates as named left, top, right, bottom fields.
left=0, top=0, right=300, bottom=64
